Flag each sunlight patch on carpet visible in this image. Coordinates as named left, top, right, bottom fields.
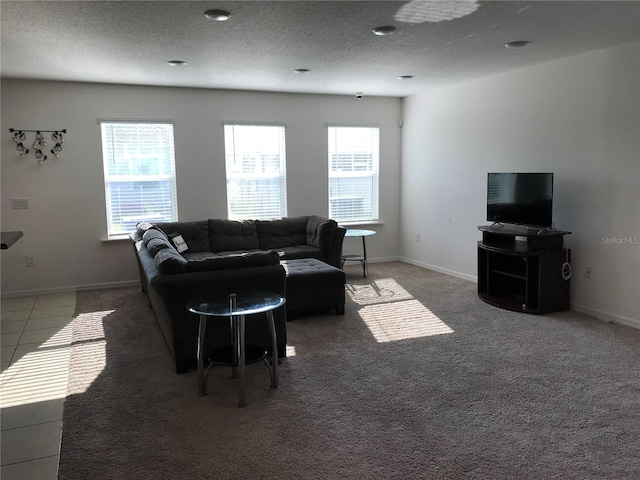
left=347, top=278, right=414, bottom=306
left=65, top=310, right=111, bottom=395
left=359, top=299, right=454, bottom=342
left=347, top=278, right=454, bottom=342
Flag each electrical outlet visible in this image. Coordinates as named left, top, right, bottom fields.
left=585, top=266, right=592, bottom=278
left=12, top=198, right=30, bottom=209
left=26, top=256, right=36, bottom=267
left=416, top=233, right=420, bottom=242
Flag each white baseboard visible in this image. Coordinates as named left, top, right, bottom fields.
left=398, top=257, right=477, bottom=283
left=1, top=280, right=139, bottom=298
left=367, top=256, right=401, bottom=264
left=571, top=303, right=640, bottom=331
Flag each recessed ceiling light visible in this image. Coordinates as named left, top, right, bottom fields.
left=294, top=68, right=310, bottom=74
left=167, top=60, right=187, bottom=66
left=504, top=40, right=530, bottom=49
left=204, top=9, right=231, bottom=21
left=372, top=25, right=397, bottom=36
left=398, top=75, right=414, bottom=80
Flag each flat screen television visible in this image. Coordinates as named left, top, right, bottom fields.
left=487, top=172, right=553, bottom=228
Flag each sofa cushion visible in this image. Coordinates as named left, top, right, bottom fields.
left=281, top=257, right=346, bottom=289
left=306, top=215, right=338, bottom=252
left=183, top=251, right=220, bottom=261
left=185, top=250, right=280, bottom=273
left=146, top=237, right=171, bottom=257
left=154, top=247, right=187, bottom=274
left=215, top=249, right=266, bottom=257
left=277, top=245, right=325, bottom=261
left=256, top=216, right=309, bottom=250
left=208, top=219, right=259, bottom=252
left=143, top=229, right=173, bottom=257
left=155, top=221, right=210, bottom=252
left=142, top=227, right=168, bottom=243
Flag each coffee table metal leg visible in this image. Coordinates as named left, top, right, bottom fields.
left=267, top=310, right=279, bottom=388
left=361, top=236, right=368, bottom=278
left=230, top=316, right=238, bottom=379
left=229, top=294, right=239, bottom=379
left=238, top=314, right=246, bottom=407
left=197, top=313, right=207, bottom=396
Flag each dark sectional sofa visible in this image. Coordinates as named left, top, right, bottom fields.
left=130, top=215, right=346, bottom=373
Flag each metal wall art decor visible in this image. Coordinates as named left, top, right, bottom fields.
left=9, top=128, right=67, bottom=164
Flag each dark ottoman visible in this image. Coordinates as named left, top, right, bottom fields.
left=281, top=258, right=346, bottom=316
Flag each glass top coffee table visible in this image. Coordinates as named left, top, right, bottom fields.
left=187, top=291, right=285, bottom=407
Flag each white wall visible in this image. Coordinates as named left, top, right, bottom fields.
left=1, top=80, right=402, bottom=295
left=400, top=42, right=640, bottom=327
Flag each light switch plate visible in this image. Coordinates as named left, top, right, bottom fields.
left=12, top=198, right=30, bottom=209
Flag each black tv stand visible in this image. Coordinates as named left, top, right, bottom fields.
left=489, top=222, right=552, bottom=235
left=477, top=225, right=571, bottom=314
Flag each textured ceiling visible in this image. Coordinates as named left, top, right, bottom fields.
left=1, top=1, right=639, bottom=97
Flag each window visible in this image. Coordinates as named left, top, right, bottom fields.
left=100, top=122, right=177, bottom=238
left=224, top=124, right=287, bottom=220
left=328, top=126, right=379, bottom=223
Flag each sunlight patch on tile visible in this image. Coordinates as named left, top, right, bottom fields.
left=0, top=309, right=113, bottom=407
left=358, top=299, right=454, bottom=343
left=0, top=347, right=70, bottom=408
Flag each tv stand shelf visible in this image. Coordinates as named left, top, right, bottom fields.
left=477, top=225, right=571, bottom=314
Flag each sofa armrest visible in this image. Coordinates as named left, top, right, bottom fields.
left=326, top=226, right=346, bottom=268
left=130, top=233, right=148, bottom=293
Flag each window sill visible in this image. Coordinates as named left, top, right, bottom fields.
left=101, top=235, right=131, bottom=243
left=338, top=220, right=383, bottom=227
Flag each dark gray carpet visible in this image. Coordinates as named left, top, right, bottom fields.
left=59, top=261, right=640, bottom=479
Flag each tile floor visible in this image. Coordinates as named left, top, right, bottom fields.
left=1, top=291, right=76, bottom=480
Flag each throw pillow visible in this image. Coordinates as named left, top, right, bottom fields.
left=169, top=233, right=189, bottom=253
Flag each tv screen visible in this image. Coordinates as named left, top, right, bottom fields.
left=487, top=172, right=553, bottom=228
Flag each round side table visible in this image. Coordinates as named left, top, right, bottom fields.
left=341, top=229, right=376, bottom=278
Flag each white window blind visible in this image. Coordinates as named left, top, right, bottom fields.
left=224, top=124, right=287, bottom=220
left=328, top=126, right=379, bottom=223
left=100, top=122, right=177, bottom=237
